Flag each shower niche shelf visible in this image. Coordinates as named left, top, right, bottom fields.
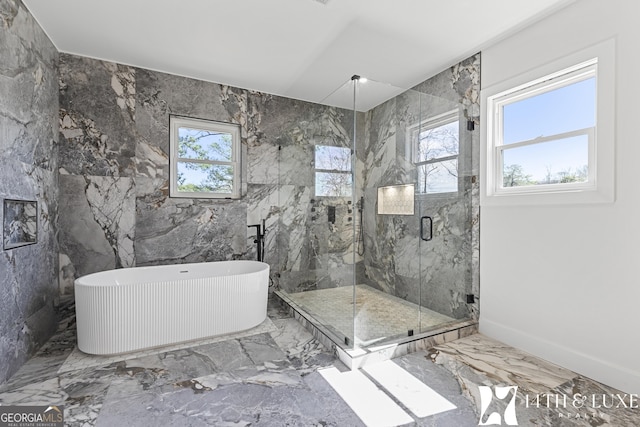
left=377, top=184, right=415, bottom=215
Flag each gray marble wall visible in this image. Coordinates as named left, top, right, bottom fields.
left=357, top=55, right=481, bottom=320
left=57, top=51, right=479, bottom=325
left=0, top=0, right=59, bottom=384
left=57, top=54, right=355, bottom=294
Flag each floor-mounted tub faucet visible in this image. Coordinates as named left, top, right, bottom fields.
left=248, top=219, right=266, bottom=262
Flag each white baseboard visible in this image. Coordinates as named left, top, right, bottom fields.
left=479, top=317, right=640, bottom=395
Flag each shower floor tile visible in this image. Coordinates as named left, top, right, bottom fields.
left=284, top=285, right=455, bottom=345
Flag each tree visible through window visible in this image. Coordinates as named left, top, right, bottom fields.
left=491, top=60, right=596, bottom=192
left=170, top=116, right=241, bottom=198
left=414, top=111, right=459, bottom=194
left=482, top=40, right=614, bottom=205
left=315, top=145, right=352, bottom=197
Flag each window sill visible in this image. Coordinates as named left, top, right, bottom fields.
left=480, top=186, right=614, bottom=206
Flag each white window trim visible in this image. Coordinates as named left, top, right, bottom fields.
left=481, top=38, right=615, bottom=206
left=169, top=116, right=241, bottom=199
left=492, top=62, right=597, bottom=195
left=410, top=109, right=460, bottom=195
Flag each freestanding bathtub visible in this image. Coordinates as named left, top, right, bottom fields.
left=75, top=260, right=269, bottom=355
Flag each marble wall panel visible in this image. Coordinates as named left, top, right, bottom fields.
left=247, top=143, right=280, bottom=185
left=57, top=49, right=359, bottom=303
left=58, top=175, right=126, bottom=285
left=276, top=188, right=356, bottom=293
left=276, top=185, right=312, bottom=274
left=59, top=55, right=136, bottom=177
left=85, top=176, right=136, bottom=268
left=134, top=177, right=247, bottom=265
left=246, top=184, right=279, bottom=247
left=0, top=0, right=59, bottom=385
left=58, top=173, right=136, bottom=282
left=246, top=95, right=306, bottom=184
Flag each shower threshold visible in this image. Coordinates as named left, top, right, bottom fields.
left=274, top=286, right=477, bottom=370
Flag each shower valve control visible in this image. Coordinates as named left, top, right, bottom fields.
left=328, top=206, right=336, bottom=224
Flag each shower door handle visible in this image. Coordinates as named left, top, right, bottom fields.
left=420, top=216, right=433, bottom=241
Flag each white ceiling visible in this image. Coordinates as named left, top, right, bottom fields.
left=23, top=0, right=573, bottom=111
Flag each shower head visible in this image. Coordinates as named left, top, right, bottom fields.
left=350, top=75, right=368, bottom=83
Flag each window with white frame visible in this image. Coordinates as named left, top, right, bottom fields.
left=314, top=145, right=352, bottom=197
left=489, top=61, right=596, bottom=195
left=482, top=39, right=615, bottom=205
left=169, top=116, right=241, bottom=199
left=413, top=110, right=460, bottom=194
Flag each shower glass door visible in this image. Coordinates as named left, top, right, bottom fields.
left=414, top=90, right=473, bottom=334
left=352, top=83, right=474, bottom=347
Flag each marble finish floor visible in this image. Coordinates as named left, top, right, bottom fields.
left=284, top=285, right=455, bottom=345
left=430, top=335, right=640, bottom=426
left=0, top=297, right=638, bottom=426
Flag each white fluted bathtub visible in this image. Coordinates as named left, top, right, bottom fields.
left=74, top=260, right=269, bottom=355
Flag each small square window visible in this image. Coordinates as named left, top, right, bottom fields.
left=314, top=145, right=352, bottom=197
left=169, top=116, right=241, bottom=199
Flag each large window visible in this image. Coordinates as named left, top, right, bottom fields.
left=482, top=38, right=615, bottom=205
left=169, top=116, right=241, bottom=199
left=490, top=61, right=596, bottom=194
left=314, top=145, right=352, bottom=197
left=413, top=110, right=459, bottom=194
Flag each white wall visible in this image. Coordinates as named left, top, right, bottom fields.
left=479, top=0, right=640, bottom=394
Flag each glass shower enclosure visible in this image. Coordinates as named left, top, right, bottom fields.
left=274, top=60, right=479, bottom=351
